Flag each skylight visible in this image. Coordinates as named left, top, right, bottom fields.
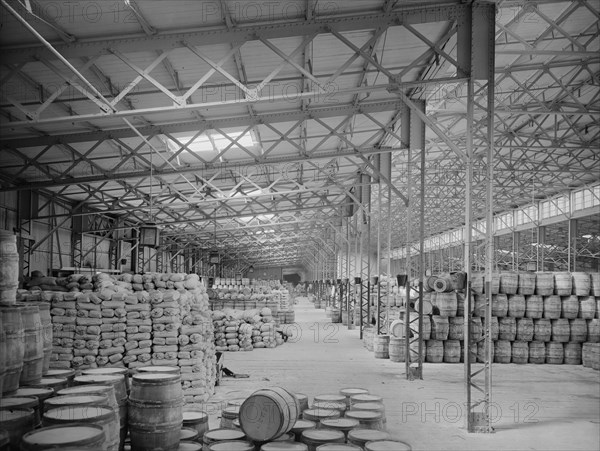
left=167, top=130, right=257, bottom=153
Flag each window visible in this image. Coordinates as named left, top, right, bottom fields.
left=166, top=130, right=257, bottom=153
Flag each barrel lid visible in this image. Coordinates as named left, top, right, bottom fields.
left=222, top=406, right=240, bottom=417
left=261, top=442, right=308, bottom=451
left=339, top=388, right=369, bottom=397
left=45, top=395, right=108, bottom=408
left=21, top=424, right=105, bottom=446
left=132, top=372, right=180, bottom=382
left=272, top=432, right=294, bottom=442
left=364, top=440, right=412, bottom=451
left=208, top=441, right=255, bottom=451
left=227, top=398, right=247, bottom=407
left=204, top=428, right=246, bottom=441
left=26, top=377, right=68, bottom=387
left=315, top=445, right=362, bottom=450
left=75, top=374, right=122, bottom=384
left=291, top=419, right=316, bottom=432
left=182, top=410, right=208, bottom=423
left=351, top=402, right=385, bottom=412
left=320, top=418, right=360, bottom=430
left=0, top=397, right=39, bottom=410
left=347, top=429, right=390, bottom=442
left=137, top=365, right=180, bottom=373
left=44, top=406, right=113, bottom=423
left=83, top=368, right=128, bottom=376
left=312, top=401, right=346, bottom=411
left=44, top=369, right=76, bottom=378
left=303, top=408, right=339, bottom=419
left=349, top=394, right=383, bottom=403
left=313, top=394, right=345, bottom=403
left=180, top=427, right=199, bottom=441
left=0, top=407, right=34, bottom=421
left=178, top=441, right=203, bottom=451
left=301, top=429, right=345, bottom=443
left=345, top=410, right=383, bottom=420
left=13, top=387, right=54, bottom=399
left=57, top=384, right=113, bottom=397
left=294, top=393, right=308, bottom=401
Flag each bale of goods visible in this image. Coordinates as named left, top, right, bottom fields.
left=561, top=295, right=579, bottom=319
left=500, top=272, right=519, bottom=295
left=1, top=305, right=24, bottom=394
left=535, top=272, right=554, bottom=296
left=572, top=272, right=591, bottom=296
left=494, top=340, right=512, bottom=363
left=518, top=272, right=536, bottom=295
left=239, top=387, right=300, bottom=442
left=373, top=335, right=390, bottom=359
left=443, top=340, right=461, bottom=363
left=128, top=373, right=183, bottom=451
left=579, top=296, right=596, bottom=319
left=20, top=424, right=106, bottom=451
left=525, top=295, right=543, bottom=319
left=554, top=273, right=572, bottom=296
left=543, top=295, right=562, bottom=319
left=430, top=316, right=449, bottom=341
left=426, top=340, right=443, bottom=363
left=552, top=319, right=571, bottom=343
left=0, top=230, right=19, bottom=305
left=582, top=343, right=600, bottom=370
left=43, top=405, right=119, bottom=451
left=546, top=342, right=564, bottom=364
left=492, top=294, right=508, bottom=317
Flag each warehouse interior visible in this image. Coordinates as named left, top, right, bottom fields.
left=0, top=0, right=599, bottom=450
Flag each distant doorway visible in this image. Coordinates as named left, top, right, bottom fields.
left=283, top=273, right=301, bottom=284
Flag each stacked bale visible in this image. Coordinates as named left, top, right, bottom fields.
left=122, top=285, right=152, bottom=370
left=49, top=293, right=76, bottom=369
left=211, top=307, right=284, bottom=351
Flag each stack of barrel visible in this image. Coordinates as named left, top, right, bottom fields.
left=384, top=271, right=599, bottom=367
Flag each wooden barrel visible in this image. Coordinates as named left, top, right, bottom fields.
left=484, top=316, right=499, bottom=341
left=349, top=394, right=383, bottom=406
left=0, top=396, right=40, bottom=427
left=456, top=292, right=466, bottom=317
left=430, top=316, right=449, bottom=340
left=25, top=377, right=68, bottom=393
left=552, top=319, right=571, bottom=342
left=419, top=315, right=431, bottom=341
left=569, top=318, right=587, bottom=342
left=364, top=440, right=412, bottom=451
left=507, top=294, right=526, bottom=318
left=347, top=429, right=391, bottom=449
left=312, top=401, right=345, bottom=417
left=512, top=341, right=529, bottom=364
left=0, top=231, right=19, bottom=305
left=579, top=296, right=596, bottom=319
left=83, top=367, right=131, bottom=394
left=473, top=294, right=487, bottom=317
left=373, top=335, right=390, bottom=359
left=43, top=406, right=119, bottom=451
left=208, top=441, right=254, bottom=451
left=128, top=373, right=183, bottom=451
left=239, top=387, right=300, bottom=442
left=572, top=272, right=591, bottom=296
left=500, top=272, right=518, bottom=295
left=344, top=410, right=384, bottom=430
left=32, top=302, right=52, bottom=375
left=44, top=394, right=109, bottom=413
left=0, top=408, right=36, bottom=449
left=582, top=343, right=600, bottom=369
left=561, top=295, right=579, bottom=319
left=516, top=318, right=534, bottom=341
left=319, top=418, right=360, bottom=440
left=220, top=406, right=240, bottom=429
left=498, top=317, right=516, bottom=341
left=433, top=275, right=454, bottom=293
left=363, top=328, right=374, bottom=352
left=494, top=340, right=511, bottom=364
left=525, top=295, right=543, bottom=319
left=330, top=309, right=341, bottom=324
left=518, top=272, right=536, bottom=295
left=588, top=319, right=600, bottom=343
left=349, top=402, right=386, bottom=427
left=448, top=317, right=463, bottom=340
left=426, top=340, right=444, bottom=363
left=20, top=424, right=106, bottom=451
left=19, top=304, right=44, bottom=386
left=546, top=342, right=564, bottom=364
left=182, top=410, right=208, bottom=442
left=302, top=408, right=339, bottom=423
left=0, top=305, right=23, bottom=394
left=533, top=318, right=552, bottom=342
left=477, top=340, right=494, bottom=363
left=554, top=273, right=572, bottom=296
left=535, top=272, right=555, bottom=296
left=389, top=320, right=405, bottom=338
left=57, top=384, right=118, bottom=418
left=294, top=393, right=309, bottom=414
left=291, top=419, right=316, bottom=440
left=543, top=295, right=562, bottom=319
left=13, top=387, right=54, bottom=414
left=470, top=317, right=482, bottom=341
left=389, top=337, right=405, bottom=362
left=260, top=442, right=308, bottom=451
left=301, top=429, right=345, bottom=450
left=491, top=294, right=508, bottom=317
left=564, top=342, right=582, bottom=365
left=202, top=429, right=246, bottom=450
left=339, top=389, right=368, bottom=409
left=529, top=341, right=545, bottom=364
left=590, top=273, right=600, bottom=297
left=443, top=339, right=461, bottom=363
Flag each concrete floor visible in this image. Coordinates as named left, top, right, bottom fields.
left=208, top=296, right=600, bottom=451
